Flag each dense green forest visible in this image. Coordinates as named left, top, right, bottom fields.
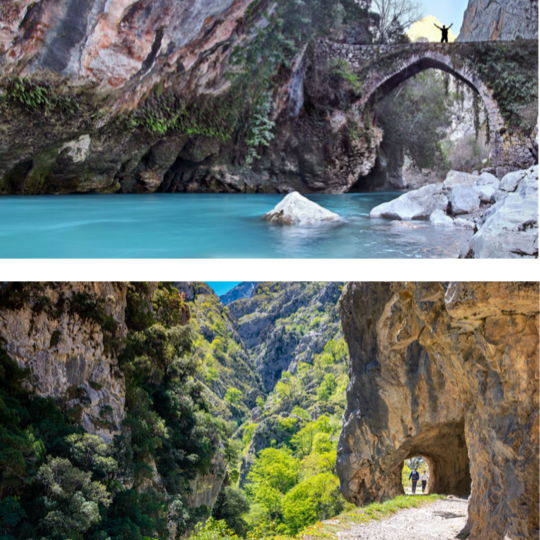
left=0, top=283, right=236, bottom=540
left=0, top=282, right=354, bottom=540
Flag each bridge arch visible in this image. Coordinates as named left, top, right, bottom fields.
left=357, top=50, right=506, bottom=166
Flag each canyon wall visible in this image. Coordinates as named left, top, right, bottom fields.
left=0, top=0, right=380, bottom=195
left=0, top=282, right=133, bottom=441
left=337, top=282, right=539, bottom=540
left=458, top=0, right=538, bottom=41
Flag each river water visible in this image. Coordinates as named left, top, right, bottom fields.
left=0, top=193, right=473, bottom=258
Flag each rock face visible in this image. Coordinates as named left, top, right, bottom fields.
left=460, top=166, right=538, bottom=258
left=370, top=184, right=448, bottom=220
left=0, top=0, right=383, bottom=195
left=220, top=282, right=259, bottom=306
left=337, top=282, right=539, bottom=540
left=458, top=0, right=538, bottom=41
left=0, top=282, right=131, bottom=441
left=263, top=192, right=341, bottom=225
left=228, top=282, right=344, bottom=391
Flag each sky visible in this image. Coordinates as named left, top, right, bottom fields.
left=418, top=0, right=469, bottom=33
left=205, top=282, right=242, bottom=296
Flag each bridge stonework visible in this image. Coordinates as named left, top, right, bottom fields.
left=318, top=41, right=538, bottom=176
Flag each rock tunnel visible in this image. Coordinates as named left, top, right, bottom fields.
left=337, top=282, right=539, bottom=540
left=399, top=422, right=471, bottom=497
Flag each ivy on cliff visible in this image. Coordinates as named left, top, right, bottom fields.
left=131, top=0, right=371, bottom=167
left=461, top=42, right=538, bottom=131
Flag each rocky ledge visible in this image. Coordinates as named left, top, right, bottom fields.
left=370, top=165, right=538, bottom=258
left=337, top=282, right=539, bottom=540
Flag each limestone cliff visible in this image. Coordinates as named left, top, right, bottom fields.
left=228, top=282, right=344, bottom=391
left=0, top=282, right=133, bottom=441
left=0, top=0, right=378, bottom=195
left=458, top=0, right=538, bottom=41
left=337, top=282, right=539, bottom=540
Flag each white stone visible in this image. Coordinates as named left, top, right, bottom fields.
left=263, top=191, right=340, bottom=225
left=58, top=134, right=91, bottom=163
left=460, top=167, right=538, bottom=258
left=450, top=185, right=480, bottom=215
left=499, top=169, right=530, bottom=192
left=474, top=171, right=500, bottom=188
left=430, top=209, right=454, bottom=227
left=443, top=170, right=478, bottom=189
left=370, top=184, right=448, bottom=221
left=473, top=184, right=497, bottom=203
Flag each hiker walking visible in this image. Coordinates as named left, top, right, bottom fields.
left=421, top=471, right=429, bottom=493
left=409, top=467, right=420, bottom=494
left=434, top=22, right=453, bottom=43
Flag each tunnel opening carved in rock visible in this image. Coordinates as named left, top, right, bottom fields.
left=399, top=422, right=471, bottom=497
left=337, top=282, right=539, bottom=540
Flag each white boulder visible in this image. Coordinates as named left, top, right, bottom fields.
left=499, top=168, right=531, bottom=192
left=263, top=191, right=340, bottom=225
left=370, top=184, right=448, bottom=221
left=443, top=170, right=478, bottom=189
left=470, top=172, right=499, bottom=203
left=474, top=171, right=500, bottom=188
left=429, top=209, right=454, bottom=227
left=450, top=185, right=480, bottom=215
left=460, top=166, right=538, bottom=258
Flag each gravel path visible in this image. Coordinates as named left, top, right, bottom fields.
left=337, top=497, right=469, bottom=540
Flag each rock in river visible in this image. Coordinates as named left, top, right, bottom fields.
left=460, top=165, right=538, bottom=258
left=263, top=191, right=340, bottom=225
left=450, top=185, right=481, bottom=215
left=370, top=184, right=448, bottom=221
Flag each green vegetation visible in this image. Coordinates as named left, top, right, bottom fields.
left=0, top=283, right=235, bottom=540
left=1, top=282, right=445, bottom=540
left=131, top=0, right=371, bottom=166
left=462, top=42, right=538, bottom=131
left=331, top=59, right=363, bottom=94
left=376, top=70, right=452, bottom=171
left=189, top=495, right=447, bottom=540
left=4, top=77, right=80, bottom=115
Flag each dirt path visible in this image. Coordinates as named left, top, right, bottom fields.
left=337, top=497, right=468, bottom=540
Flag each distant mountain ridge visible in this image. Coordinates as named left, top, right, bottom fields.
left=220, top=282, right=259, bottom=305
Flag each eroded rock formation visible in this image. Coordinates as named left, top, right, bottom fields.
left=458, top=0, right=538, bottom=42
left=337, top=282, right=539, bottom=540
left=0, top=282, right=134, bottom=441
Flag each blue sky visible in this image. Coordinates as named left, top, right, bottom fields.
left=418, top=0, right=469, bottom=32
left=205, top=282, right=242, bottom=296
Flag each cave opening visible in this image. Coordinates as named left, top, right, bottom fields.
left=402, top=456, right=430, bottom=495
left=397, top=421, right=472, bottom=498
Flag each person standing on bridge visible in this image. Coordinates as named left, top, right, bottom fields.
left=434, top=22, right=453, bottom=43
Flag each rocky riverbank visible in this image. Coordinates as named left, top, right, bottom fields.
left=370, top=165, right=538, bottom=258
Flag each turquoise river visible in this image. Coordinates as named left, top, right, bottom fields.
left=0, top=193, right=473, bottom=258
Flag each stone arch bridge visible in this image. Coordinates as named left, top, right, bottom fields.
left=319, top=40, right=538, bottom=176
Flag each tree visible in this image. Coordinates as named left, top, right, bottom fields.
left=212, top=487, right=250, bottom=536
left=376, top=70, right=453, bottom=170
left=281, top=473, right=343, bottom=534
left=224, top=388, right=243, bottom=406
left=316, top=374, right=338, bottom=402
left=371, top=0, right=422, bottom=43
left=36, top=456, right=110, bottom=538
